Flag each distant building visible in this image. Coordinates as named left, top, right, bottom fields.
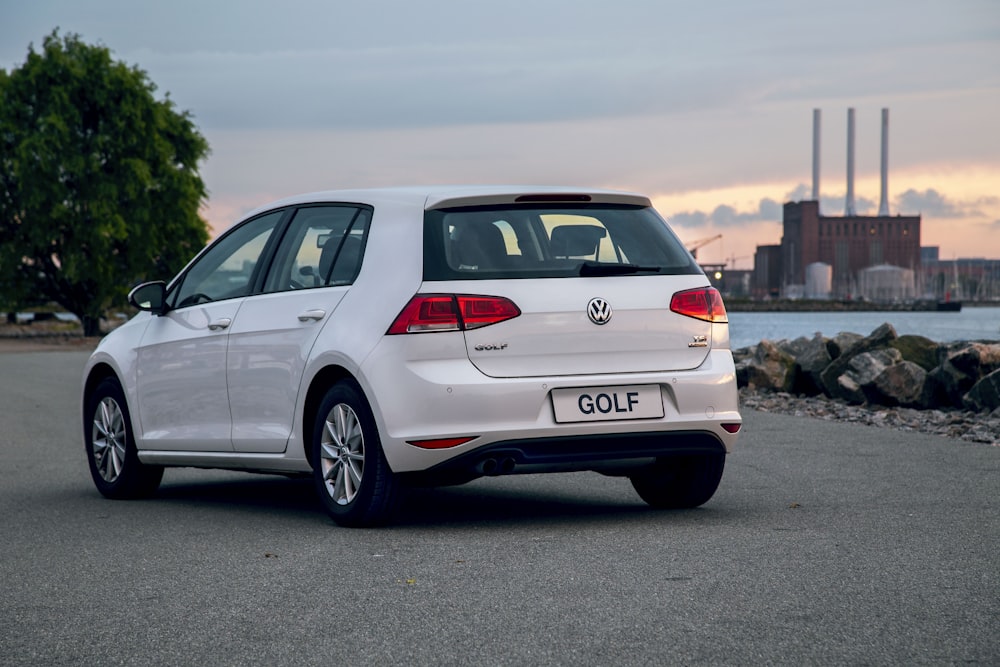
left=804, top=262, right=832, bottom=299
left=778, top=200, right=921, bottom=298
left=752, top=245, right=782, bottom=298
left=920, top=255, right=1000, bottom=301
left=857, top=264, right=916, bottom=301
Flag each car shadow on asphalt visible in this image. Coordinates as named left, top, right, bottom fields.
left=143, top=471, right=726, bottom=530
left=152, top=473, right=319, bottom=516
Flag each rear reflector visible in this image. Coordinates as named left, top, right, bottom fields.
left=669, top=287, right=729, bottom=323
left=721, top=423, right=742, bottom=433
left=387, top=294, right=521, bottom=334
left=407, top=436, right=477, bottom=449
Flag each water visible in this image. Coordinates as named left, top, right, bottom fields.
left=728, top=306, right=1000, bottom=349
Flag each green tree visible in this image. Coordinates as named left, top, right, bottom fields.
left=0, top=30, right=210, bottom=336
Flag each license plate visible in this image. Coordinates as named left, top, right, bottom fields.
left=551, top=385, right=664, bottom=423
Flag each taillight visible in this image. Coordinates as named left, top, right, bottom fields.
left=670, top=287, right=728, bottom=323
left=387, top=294, right=521, bottom=334
left=459, top=295, right=521, bottom=330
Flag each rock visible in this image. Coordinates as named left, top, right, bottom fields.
left=948, top=343, right=999, bottom=377
left=732, top=345, right=756, bottom=365
left=735, top=359, right=748, bottom=388
left=889, top=334, right=942, bottom=372
left=732, top=345, right=756, bottom=387
left=868, top=360, right=929, bottom=408
left=819, top=323, right=899, bottom=397
left=928, top=343, right=1000, bottom=407
left=744, top=340, right=796, bottom=392
left=832, top=348, right=902, bottom=404
left=963, top=368, right=1000, bottom=412
left=827, top=332, right=864, bottom=359
left=793, top=334, right=832, bottom=395
left=776, top=335, right=815, bottom=358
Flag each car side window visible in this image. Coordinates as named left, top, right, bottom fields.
left=263, top=205, right=371, bottom=293
left=170, top=211, right=284, bottom=309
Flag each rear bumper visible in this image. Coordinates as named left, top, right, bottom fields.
left=361, top=337, right=741, bottom=473
left=398, top=430, right=727, bottom=486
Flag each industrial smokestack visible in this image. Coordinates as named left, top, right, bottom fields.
left=845, top=108, right=856, bottom=216
left=878, top=108, right=890, bottom=216
left=812, top=109, right=821, bottom=205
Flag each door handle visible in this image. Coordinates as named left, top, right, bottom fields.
left=297, top=309, right=326, bottom=322
left=208, top=318, right=232, bottom=331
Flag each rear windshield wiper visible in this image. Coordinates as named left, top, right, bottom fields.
left=579, top=261, right=662, bottom=276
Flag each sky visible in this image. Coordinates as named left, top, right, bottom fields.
left=2, top=0, right=999, bottom=268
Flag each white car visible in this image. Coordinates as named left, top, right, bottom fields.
left=82, top=186, right=741, bottom=526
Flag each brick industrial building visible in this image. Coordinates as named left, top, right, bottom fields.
left=753, top=108, right=923, bottom=300
left=780, top=200, right=921, bottom=296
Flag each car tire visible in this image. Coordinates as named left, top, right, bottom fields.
left=312, top=380, right=399, bottom=527
left=629, top=453, right=725, bottom=509
left=85, top=377, right=164, bottom=499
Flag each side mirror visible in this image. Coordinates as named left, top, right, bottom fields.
left=128, top=281, right=168, bottom=315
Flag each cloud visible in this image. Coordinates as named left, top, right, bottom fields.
left=782, top=183, right=880, bottom=215
left=786, top=184, right=810, bottom=201
left=667, top=187, right=889, bottom=229
left=895, top=188, right=999, bottom=218
left=668, top=198, right=783, bottom=228
left=766, top=185, right=999, bottom=222
left=897, top=188, right=961, bottom=216
left=669, top=211, right=709, bottom=227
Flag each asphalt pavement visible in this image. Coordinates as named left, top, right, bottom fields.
left=1, top=350, right=997, bottom=665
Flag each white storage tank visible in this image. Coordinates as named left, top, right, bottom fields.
left=858, top=264, right=915, bottom=302
left=805, top=262, right=832, bottom=299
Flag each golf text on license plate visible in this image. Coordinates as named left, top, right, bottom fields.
left=551, top=385, right=664, bottom=423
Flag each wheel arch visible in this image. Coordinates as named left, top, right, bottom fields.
left=82, top=362, right=122, bottom=428
left=302, top=364, right=360, bottom=470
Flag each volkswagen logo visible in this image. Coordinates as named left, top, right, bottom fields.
left=587, top=297, right=612, bottom=325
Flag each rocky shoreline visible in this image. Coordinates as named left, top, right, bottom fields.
left=739, top=387, right=999, bottom=445
left=734, top=322, right=1000, bottom=446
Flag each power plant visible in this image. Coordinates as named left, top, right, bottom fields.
left=753, top=108, right=923, bottom=301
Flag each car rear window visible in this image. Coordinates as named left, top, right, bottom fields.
left=423, top=204, right=701, bottom=280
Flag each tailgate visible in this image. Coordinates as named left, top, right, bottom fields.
left=452, top=275, right=714, bottom=378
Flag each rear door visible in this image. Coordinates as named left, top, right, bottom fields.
left=227, top=204, right=371, bottom=453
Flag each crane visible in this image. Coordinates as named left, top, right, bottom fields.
left=727, top=255, right=753, bottom=270
left=685, top=234, right=722, bottom=259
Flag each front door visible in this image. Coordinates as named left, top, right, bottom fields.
left=134, top=210, right=284, bottom=451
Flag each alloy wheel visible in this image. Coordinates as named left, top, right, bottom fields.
left=319, top=403, right=366, bottom=505
left=92, top=397, right=127, bottom=483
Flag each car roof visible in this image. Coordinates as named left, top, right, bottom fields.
left=243, top=185, right=652, bottom=219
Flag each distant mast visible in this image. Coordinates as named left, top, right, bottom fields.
left=878, top=108, right=890, bottom=216
left=812, top=108, right=821, bottom=210
left=845, top=108, right=856, bottom=216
